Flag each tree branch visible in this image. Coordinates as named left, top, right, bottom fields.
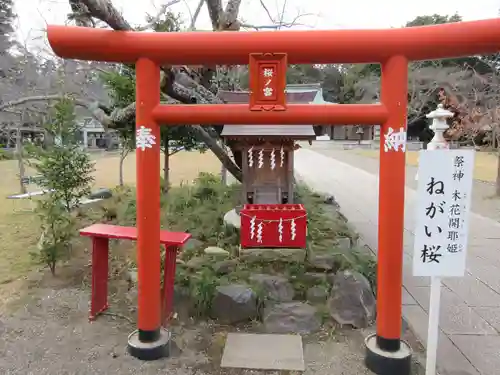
left=190, top=0, right=205, bottom=30
left=66, top=0, right=242, bottom=180
left=137, top=0, right=182, bottom=31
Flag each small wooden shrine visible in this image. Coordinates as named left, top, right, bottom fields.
left=220, top=91, right=316, bottom=205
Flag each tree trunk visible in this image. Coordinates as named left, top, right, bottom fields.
left=163, top=131, right=170, bottom=193
left=496, top=149, right=500, bottom=197
left=118, top=147, right=128, bottom=186
left=15, top=124, right=27, bottom=194
left=220, top=139, right=227, bottom=185
left=191, top=125, right=242, bottom=181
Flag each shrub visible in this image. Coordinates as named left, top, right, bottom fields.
left=27, top=98, right=94, bottom=274
left=34, top=196, right=76, bottom=275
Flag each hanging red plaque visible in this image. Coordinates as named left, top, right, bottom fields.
left=248, top=53, right=287, bottom=111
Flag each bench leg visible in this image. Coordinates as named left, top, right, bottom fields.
left=90, top=237, right=109, bottom=321
left=161, top=245, right=179, bottom=327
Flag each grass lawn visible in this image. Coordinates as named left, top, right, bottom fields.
left=353, top=149, right=499, bottom=182
left=0, top=151, right=221, bottom=288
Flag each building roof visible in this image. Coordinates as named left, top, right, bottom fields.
left=218, top=90, right=317, bottom=103
left=219, top=90, right=317, bottom=138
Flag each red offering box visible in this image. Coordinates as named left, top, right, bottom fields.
left=240, top=204, right=307, bottom=248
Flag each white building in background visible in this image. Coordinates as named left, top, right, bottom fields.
left=79, top=117, right=118, bottom=149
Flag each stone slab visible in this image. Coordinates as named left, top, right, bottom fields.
left=402, top=305, right=480, bottom=375
left=443, top=275, right=500, bottom=307
left=473, top=307, right=500, bottom=332
left=405, top=286, right=496, bottom=335
left=402, top=288, right=417, bottom=305
left=451, top=335, right=500, bottom=375
left=220, top=333, right=304, bottom=371
left=239, top=247, right=306, bottom=263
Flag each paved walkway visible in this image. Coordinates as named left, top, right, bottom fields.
left=294, top=147, right=500, bottom=375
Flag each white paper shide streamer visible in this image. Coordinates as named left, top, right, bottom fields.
left=290, top=218, right=296, bottom=240
left=248, top=146, right=254, bottom=167
left=280, top=146, right=284, bottom=167
left=278, top=218, right=283, bottom=242
left=270, top=148, right=276, bottom=170
left=258, top=149, right=264, bottom=169
left=257, top=222, right=263, bottom=243
left=249, top=216, right=256, bottom=239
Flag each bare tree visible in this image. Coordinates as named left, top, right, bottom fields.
left=438, top=65, right=500, bottom=195
left=352, top=59, right=500, bottom=195
left=2, top=0, right=313, bottom=183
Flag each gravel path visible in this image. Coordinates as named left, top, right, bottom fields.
left=0, top=274, right=424, bottom=375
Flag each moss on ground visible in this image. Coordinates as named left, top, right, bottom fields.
left=90, top=173, right=376, bottom=317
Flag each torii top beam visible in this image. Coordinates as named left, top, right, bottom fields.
left=47, top=19, right=500, bottom=65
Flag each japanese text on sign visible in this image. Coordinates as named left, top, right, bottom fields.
left=260, top=66, right=276, bottom=99
left=248, top=53, right=287, bottom=111
left=413, top=150, right=474, bottom=277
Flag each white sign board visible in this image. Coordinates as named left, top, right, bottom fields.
left=413, top=150, right=474, bottom=277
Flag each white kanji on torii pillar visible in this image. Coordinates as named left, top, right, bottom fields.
left=383, top=127, right=407, bottom=152
left=136, top=126, right=156, bottom=151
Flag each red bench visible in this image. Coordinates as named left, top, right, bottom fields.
left=80, top=224, right=191, bottom=325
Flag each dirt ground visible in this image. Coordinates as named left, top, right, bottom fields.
left=0, top=255, right=425, bottom=375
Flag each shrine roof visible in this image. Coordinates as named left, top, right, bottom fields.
left=219, top=90, right=317, bottom=138
left=221, top=125, right=315, bottom=137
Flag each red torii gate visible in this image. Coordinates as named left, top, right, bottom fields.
left=47, top=19, right=500, bottom=375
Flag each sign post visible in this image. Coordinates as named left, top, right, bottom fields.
left=413, top=149, right=475, bottom=375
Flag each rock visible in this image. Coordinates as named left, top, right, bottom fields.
left=173, top=286, right=195, bottom=319
left=306, top=285, right=329, bottom=304
left=213, top=259, right=239, bottom=274
left=185, top=256, right=207, bottom=270
left=203, top=246, right=230, bottom=258
left=249, top=274, right=295, bottom=302
left=211, top=284, right=258, bottom=324
left=335, top=236, right=352, bottom=250
left=127, top=269, right=138, bottom=284
left=324, top=195, right=339, bottom=207
left=88, top=188, right=113, bottom=199
left=224, top=209, right=241, bottom=229
left=126, top=287, right=138, bottom=311
left=308, top=254, right=336, bottom=271
left=184, top=238, right=203, bottom=251
left=338, top=211, right=348, bottom=223
left=263, top=302, right=321, bottom=334
left=239, top=247, right=306, bottom=263
left=302, top=272, right=328, bottom=284
left=328, top=270, right=376, bottom=328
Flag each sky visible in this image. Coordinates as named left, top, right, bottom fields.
left=12, top=0, right=500, bottom=53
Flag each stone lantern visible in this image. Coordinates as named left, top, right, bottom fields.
left=426, top=104, right=454, bottom=150
left=415, top=104, right=454, bottom=181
